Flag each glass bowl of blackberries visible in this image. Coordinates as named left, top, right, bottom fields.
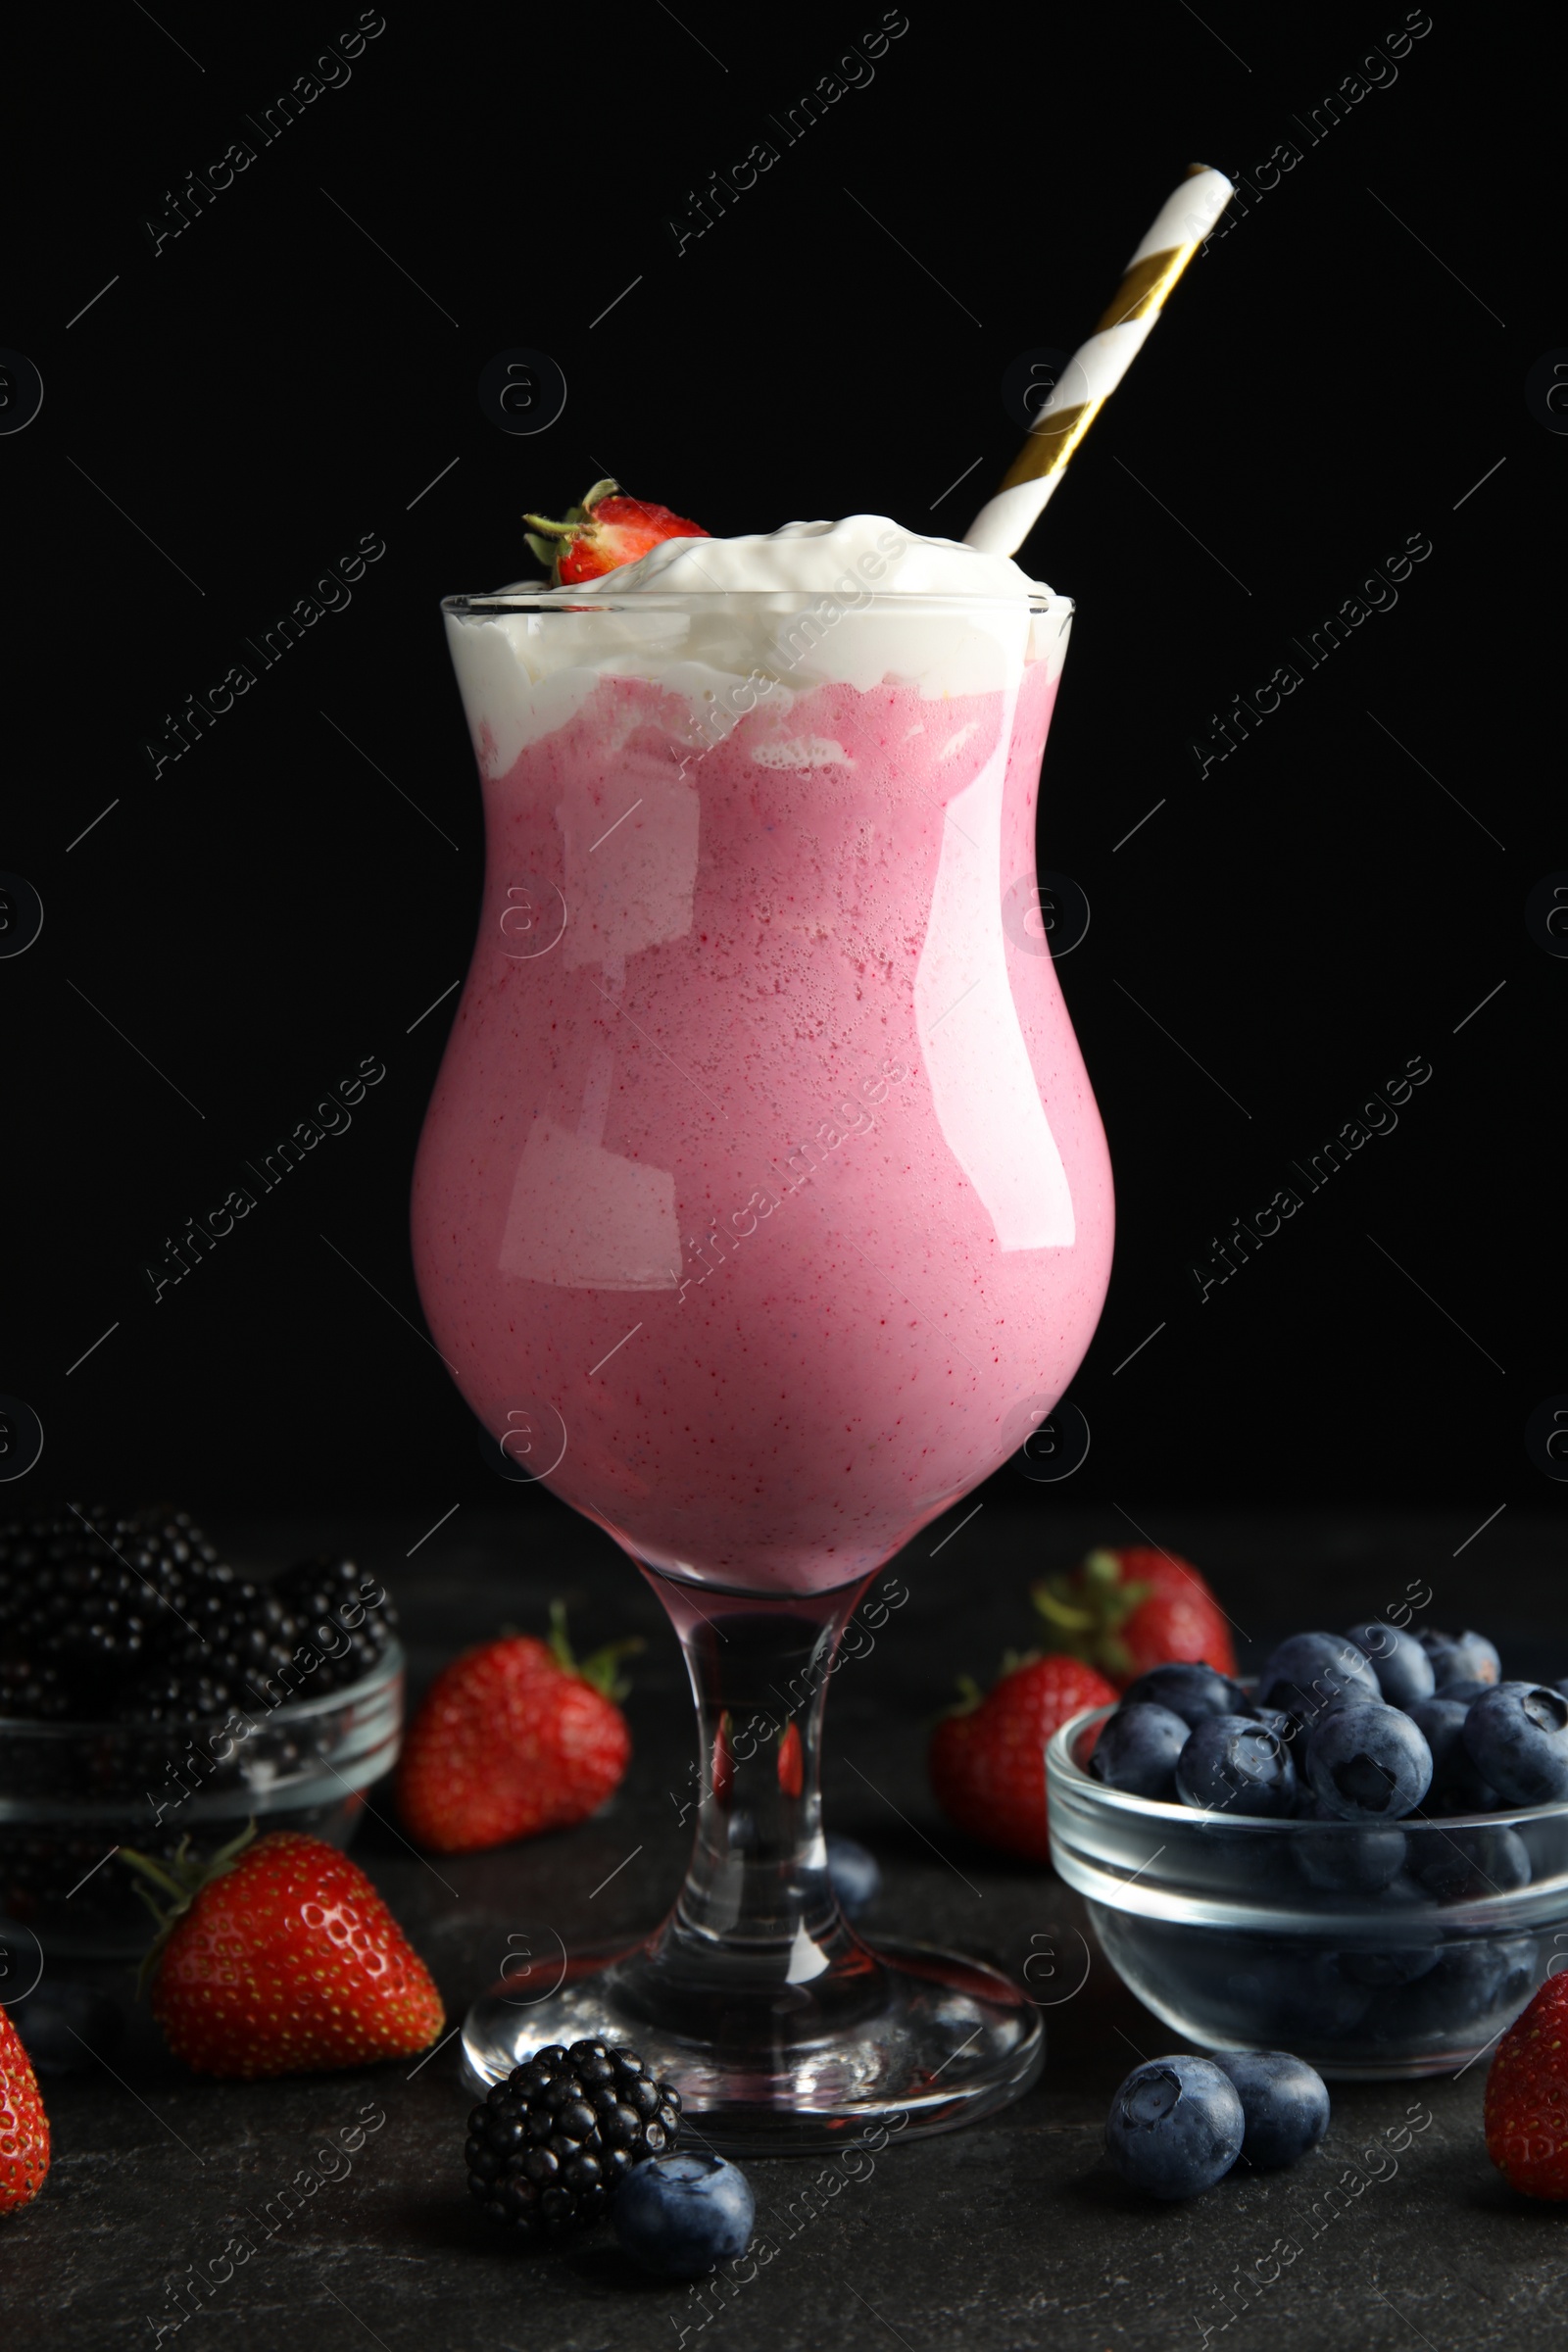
left=1047, top=1624, right=1568, bottom=2078
left=0, top=1506, right=403, bottom=1955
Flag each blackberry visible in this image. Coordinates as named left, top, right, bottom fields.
left=0, top=1654, right=74, bottom=1722
left=0, top=1505, right=209, bottom=1718
left=115, top=1562, right=303, bottom=1723
left=0, top=1509, right=396, bottom=1725
left=465, top=2038, right=682, bottom=2245
left=272, top=1554, right=398, bottom=1692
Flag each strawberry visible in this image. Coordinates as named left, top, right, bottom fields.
left=929, top=1653, right=1117, bottom=1863
left=1485, top=1971, right=1568, bottom=2198
left=395, top=1602, right=638, bottom=1854
left=1030, top=1545, right=1237, bottom=1689
left=396, top=1630, right=560, bottom=1852
left=777, top=1719, right=804, bottom=1798
left=711, top=1712, right=736, bottom=1805
left=522, top=477, right=709, bottom=585
left=539, top=1660, right=637, bottom=1828
left=122, top=1829, right=443, bottom=2080
left=0, top=2004, right=49, bottom=2214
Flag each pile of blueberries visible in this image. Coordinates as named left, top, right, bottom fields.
left=1105, top=2048, right=1329, bottom=2200
left=1085, top=1626, right=1568, bottom=2049
left=1091, top=1624, right=1568, bottom=1840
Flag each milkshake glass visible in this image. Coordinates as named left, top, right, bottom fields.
left=413, top=518, right=1113, bottom=2144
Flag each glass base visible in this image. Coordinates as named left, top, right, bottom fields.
left=461, top=1933, right=1044, bottom=2153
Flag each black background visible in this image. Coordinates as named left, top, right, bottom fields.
left=2, top=0, right=1554, bottom=1523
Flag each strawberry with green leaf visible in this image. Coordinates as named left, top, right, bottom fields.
left=523, top=477, right=709, bottom=585
left=1030, top=1546, right=1237, bottom=1689
left=396, top=1602, right=639, bottom=1853
left=929, top=1652, right=1117, bottom=1863
left=122, top=1828, right=444, bottom=2080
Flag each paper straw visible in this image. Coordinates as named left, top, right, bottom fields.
left=963, top=165, right=1235, bottom=558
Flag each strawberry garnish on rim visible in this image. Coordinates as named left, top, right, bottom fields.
left=522, top=477, right=709, bottom=585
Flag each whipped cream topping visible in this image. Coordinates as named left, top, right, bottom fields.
left=497, top=515, right=1047, bottom=602
left=446, top=516, right=1071, bottom=776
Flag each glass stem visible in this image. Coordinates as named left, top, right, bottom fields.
left=630, top=1565, right=880, bottom=2033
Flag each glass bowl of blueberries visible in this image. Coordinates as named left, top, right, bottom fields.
left=1047, top=1622, right=1568, bottom=2078
left=0, top=1507, right=403, bottom=1957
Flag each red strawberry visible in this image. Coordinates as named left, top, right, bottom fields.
left=396, top=1603, right=638, bottom=1854
left=1485, top=1971, right=1568, bottom=2198
left=1030, top=1545, right=1237, bottom=1688
left=0, top=2004, right=49, bottom=2214
left=522, top=476, right=709, bottom=585
left=397, top=1630, right=560, bottom=1851
left=711, top=1712, right=736, bottom=1806
left=777, top=1720, right=804, bottom=1797
left=929, top=1653, right=1117, bottom=1863
left=539, top=1663, right=636, bottom=1828
left=122, top=1829, right=443, bottom=2080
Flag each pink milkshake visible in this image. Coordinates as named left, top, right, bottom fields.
left=414, top=519, right=1112, bottom=1593
left=427, top=153, right=1225, bottom=2137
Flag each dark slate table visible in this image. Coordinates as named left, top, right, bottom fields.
left=9, top=1501, right=1563, bottom=2350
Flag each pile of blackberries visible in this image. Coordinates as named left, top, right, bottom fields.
left=466, top=2039, right=683, bottom=2244
left=0, top=1505, right=396, bottom=1725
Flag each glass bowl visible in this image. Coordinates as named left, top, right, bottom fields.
left=0, top=1642, right=404, bottom=1957
left=1047, top=1700, right=1568, bottom=2078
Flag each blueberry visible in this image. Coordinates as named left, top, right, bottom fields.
left=1119, top=1662, right=1250, bottom=1729
left=1176, top=1715, right=1297, bottom=1817
left=1344, top=1621, right=1436, bottom=1709
left=1305, top=1703, right=1433, bottom=1822
left=1338, top=1943, right=1442, bottom=1989
left=1435, top=1779, right=1505, bottom=1817
left=1419, top=1630, right=1502, bottom=1693
left=1250, top=1952, right=1374, bottom=2044
left=1408, top=1824, right=1531, bottom=1902
left=1462, top=1683, right=1568, bottom=1805
left=1211, top=2051, right=1330, bottom=2168
left=1092, top=1702, right=1190, bottom=1799
left=1368, top=1936, right=1536, bottom=2039
left=612, top=2152, right=755, bottom=2278
left=1256, top=1634, right=1380, bottom=1733
left=1408, top=1698, right=1487, bottom=1808
left=824, top=1833, right=880, bottom=1918
left=1438, top=1679, right=1493, bottom=1707
left=1104, top=2056, right=1244, bottom=2198
left=1295, top=1821, right=1407, bottom=1893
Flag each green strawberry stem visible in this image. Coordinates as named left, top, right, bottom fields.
left=1031, top=1547, right=1153, bottom=1682
left=932, top=1671, right=986, bottom=1725
left=521, top=479, right=621, bottom=578
left=547, top=1597, right=643, bottom=1702
left=121, top=1823, right=258, bottom=1995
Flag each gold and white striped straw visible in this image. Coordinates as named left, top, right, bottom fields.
left=964, top=165, right=1235, bottom=558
